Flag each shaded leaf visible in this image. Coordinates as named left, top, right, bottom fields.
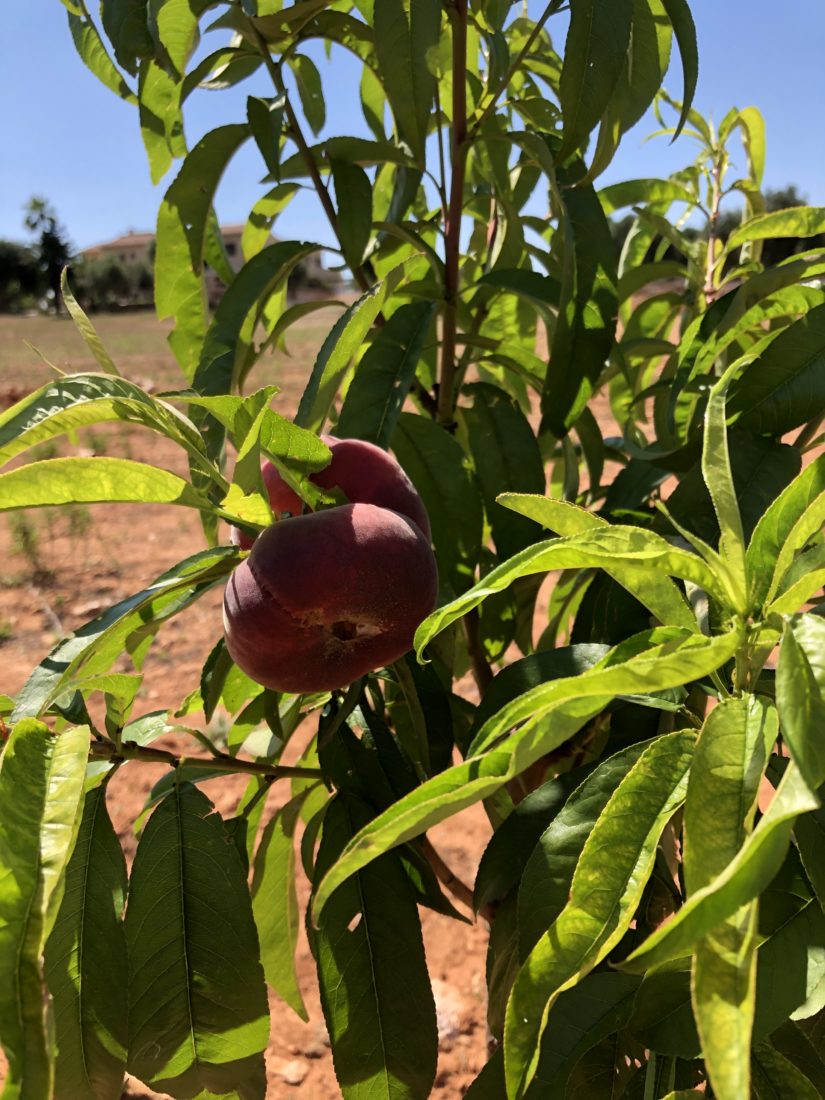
left=0, top=721, right=89, bottom=1099
left=45, top=787, right=128, bottom=1099
left=125, top=783, right=269, bottom=1096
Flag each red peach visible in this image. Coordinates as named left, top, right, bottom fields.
left=223, top=502, right=438, bottom=693
left=230, top=436, right=430, bottom=549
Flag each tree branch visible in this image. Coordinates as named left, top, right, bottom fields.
left=438, top=0, right=469, bottom=426
left=88, top=737, right=323, bottom=781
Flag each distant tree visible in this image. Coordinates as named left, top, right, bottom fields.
left=23, top=197, right=74, bottom=313
left=0, top=240, right=41, bottom=312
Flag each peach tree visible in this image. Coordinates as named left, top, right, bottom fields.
left=2, top=0, right=825, bottom=1097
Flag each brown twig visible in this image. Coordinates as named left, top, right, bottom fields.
left=421, top=835, right=494, bottom=924
left=88, top=737, right=322, bottom=781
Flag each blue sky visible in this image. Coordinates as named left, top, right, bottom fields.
left=3, top=1, right=823, bottom=252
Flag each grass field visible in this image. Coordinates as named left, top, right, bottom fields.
left=0, top=303, right=348, bottom=411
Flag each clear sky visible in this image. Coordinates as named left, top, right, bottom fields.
left=3, top=1, right=823, bottom=252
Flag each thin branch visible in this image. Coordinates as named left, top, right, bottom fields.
left=248, top=22, right=372, bottom=294
left=464, top=607, right=494, bottom=695
left=438, top=0, right=469, bottom=426
left=88, top=738, right=323, bottom=781
left=421, top=836, right=494, bottom=924
left=469, top=0, right=561, bottom=139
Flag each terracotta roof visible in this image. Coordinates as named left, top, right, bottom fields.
left=83, top=224, right=251, bottom=255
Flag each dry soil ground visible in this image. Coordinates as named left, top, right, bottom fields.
left=0, top=308, right=502, bottom=1099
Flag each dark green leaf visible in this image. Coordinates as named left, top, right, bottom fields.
left=100, top=0, right=154, bottom=75
left=337, top=301, right=437, bottom=447
left=287, top=52, right=326, bottom=135
left=660, top=0, right=698, bottom=139
left=125, top=783, right=269, bottom=1096
left=192, top=240, right=318, bottom=397
left=312, top=795, right=437, bottom=1100
left=331, top=159, right=373, bottom=271
left=45, top=787, right=128, bottom=1099
left=296, top=276, right=396, bottom=431
left=373, top=0, right=441, bottom=162
left=752, top=1038, right=821, bottom=1099
left=461, top=383, right=546, bottom=560
left=727, top=302, right=825, bottom=437
left=474, top=761, right=597, bottom=914
left=247, top=94, right=285, bottom=178
left=542, top=178, right=619, bottom=435
left=504, top=730, right=696, bottom=1097
left=518, top=740, right=651, bottom=955
left=559, top=0, right=633, bottom=158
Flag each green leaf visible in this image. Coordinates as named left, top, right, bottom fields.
left=475, top=759, right=600, bottom=914
left=276, top=136, right=418, bottom=180
left=373, top=0, right=441, bottom=163
left=150, top=0, right=200, bottom=76
left=391, top=412, right=484, bottom=593
left=461, top=384, right=546, bottom=561
left=777, top=623, right=825, bottom=791
left=542, top=178, right=619, bottom=434
left=726, top=207, right=825, bottom=253
left=727, top=302, right=825, bottom=437
left=660, top=0, right=698, bottom=139
left=665, top=434, right=800, bottom=552
left=684, top=696, right=771, bottom=1100
left=330, top=159, right=373, bottom=271
left=295, top=276, right=396, bottom=431
left=0, top=721, right=89, bottom=1099
left=313, top=795, right=437, bottom=1100
left=100, top=0, right=154, bottom=75
left=599, top=178, right=696, bottom=215
left=312, top=632, right=739, bottom=923
left=414, top=526, right=724, bottom=659
left=287, top=52, right=326, bottom=135
left=747, top=452, right=825, bottom=609
left=60, top=270, right=120, bottom=375
left=44, top=787, right=128, bottom=1099
left=0, top=456, right=212, bottom=514
left=192, top=240, right=318, bottom=397
left=503, top=730, right=696, bottom=1098
left=247, top=94, right=285, bottom=179
left=67, top=11, right=135, bottom=101
left=12, top=547, right=239, bottom=722
left=518, top=740, right=651, bottom=955
left=558, top=0, right=633, bottom=158
left=700, top=383, right=748, bottom=612
left=251, top=794, right=307, bottom=1020
left=752, top=1038, right=821, bottom=1099
left=241, top=182, right=299, bottom=258
left=155, top=123, right=251, bottom=378
left=137, top=57, right=184, bottom=184
left=125, top=783, right=269, bottom=1096
left=527, top=971, right=642, bottom=1098
left=337, top=301, right=437, bottom=447
left=0, top=374, right=211, bottom=474
left=622, top=762, right=820, bottom=973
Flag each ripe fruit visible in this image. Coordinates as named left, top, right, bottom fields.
left=223, top=502, right=438, bottom=693
left=231, top=436, right=430, bottom=548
